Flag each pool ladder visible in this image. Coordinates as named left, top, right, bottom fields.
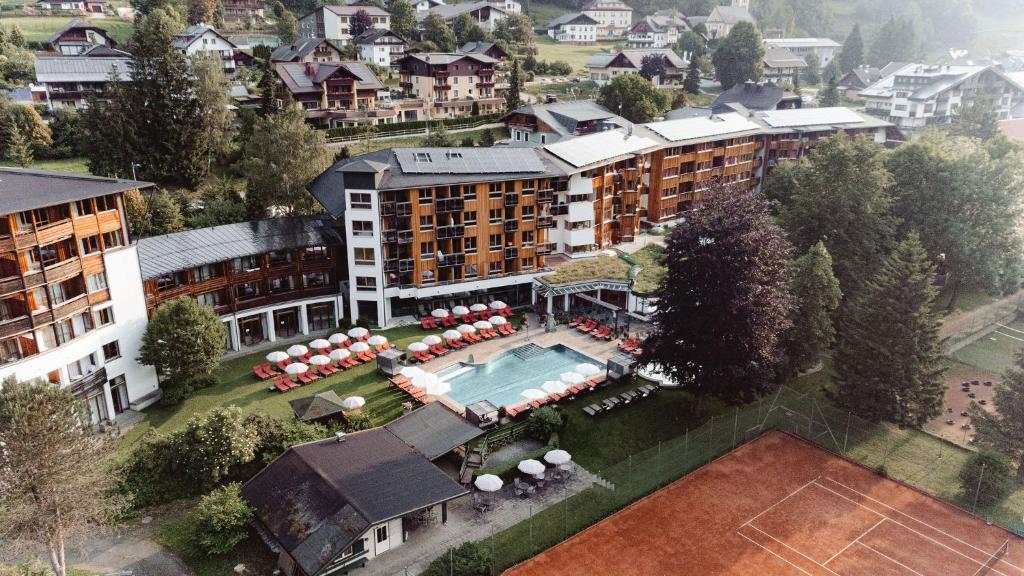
left=511, top=343, right=548, bottom=360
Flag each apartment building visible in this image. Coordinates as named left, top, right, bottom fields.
left=581, top=0, right=633, bottom=39
left=504, top=100, right=627, bottom=144
left=764, top=38, right=840, bottom=69
left=627, top=10, right=689, bottom=49
left=353, top=29, right=407, bottom=68
left=222, top=0, right=264, bottom=22
left=397, top=52, right=503, bottom=119
left=275, top=61, right=386, bottom=129
left=586, top=48, right=686, bottom=86
left=419, top=0, right=520, bottom=32
left=546, top=13, right=599, bottom=45
left=0, top=169, right=159, bottom=425
left=47, top=19, right=117, bottom=55
left=34, top=55, right=132, bottom=110
left=298, top=5, right=391, bottom=44
left=136, top=217, right=344, bottom=352
left=705, top=2, right=754, bottom=39
left=172, top=24, right=240, bottom=75
left=271, top=38, right=347, bottom=64
left=762, top=47, right=806, bottom=85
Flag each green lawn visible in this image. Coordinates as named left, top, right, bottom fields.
left=627, top=244, right=665, bottom=295
left=524, top=80, right=599, bottom=100
left=524, top=1, right=569, bottom=29
left=533, top=37, right=617, bottom=76
left=934, top=284, right=1000, bottom=314
left=0, top=157, right=90, bottom=174
left=3, top=15, right=135, bottom=44
left=154, top=502, right=277, bottom=576
left=951, top=318, right=1024, bottom=374
left=340, top=127, right=507, bottom=155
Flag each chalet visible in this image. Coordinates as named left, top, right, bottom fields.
left=586, top=48, right=686, bottom=86
left=353, top=29, right=407, bottom=68
left=627, top=10, right=689, bottom=49
left=34, top=55, right=131, bottom=110
left=762, top=47, right=805, bottom=85
left=275, top=61, right=386, bottom=128
left=546, top=13, right=598, bottom=45
left=504, top=100, right=626, bottom=144
left=458, top=41, right=509, bottom=62
left=298, top=5, right=390, bottom=43
left=47, top=19, right=117, bottom=55
left=708, top=81, right=800, bottom=113
left=837, top=64, right=902, bottom=100
left=418, top=1, right=513, bottom=33
left=271, top=37, right=347, bottom=64
left=171, top=24, right=239, bottom=74
left=413, top=0, right=445, bottom=11
left=581, top=0, right=632, bottom=39
left=397, top=52, right=503, bottom=119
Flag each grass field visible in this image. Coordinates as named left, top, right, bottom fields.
left=951, top=318, right=1024, bottom=374
left=339, top=126, right=507, bottom=155
left=2, top=15, right=135, bottom=44
left=524, top=0, right=569, bottom=29
left=0, top=157, right=90, bottom=173
left=534, top=36, right=617, bottom=76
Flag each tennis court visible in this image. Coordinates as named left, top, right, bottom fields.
left=505, top=432, right=1024, bottom=576
left=953, top=319, right=1024, bottom=374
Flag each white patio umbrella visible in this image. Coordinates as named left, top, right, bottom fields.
left=308, top=355, right=331, bottom=366
left=521, top=388, right=546, bottom=400
left=286, top=344, right=308, bottom=358
left=473, top=320, right=493, bottom=330
left=347, top=326, right=369, bottom=339
left=367, top=335, right=388, bottom=346
left=329, top=348, right=350, bottom=362
left=408, top=342, right=429, bottom=353
left=285, top=362, right=308, bottom=375
left=560, top=372, right=585, bottom=385
left=517, top=459, right=545, bottom=476
left=575, top=363, right=601, bottom=377
left=490, top=300, right=508, bottom=311
left=489, top=315, right=508, bottom=325
left=399, top=365, right=424, bottom=378
left=431, top=308, right=450, bottom=318
left=442, top=329, right=462, bottom=340
left=542, top=380, right=568, bottom=395
left=328, top=333, right=349, bottom=346
left=266, top=351, right=289, bottom=363
left=470, top=303, right=489, bottom=312
left=341, top=396, right=366, bottom=410
left=457, top=324, right=477, bottom=334
left=544, top=449, right=572, bottom=466
left=309, top=338, right=331, bottom=350
left=474, top=474, right=503, bottom=492
left=349, top=342, right=370, bottom=353
left=453, top=305, right=470, bottom=316
left=422, top=334, right=442, bottom=345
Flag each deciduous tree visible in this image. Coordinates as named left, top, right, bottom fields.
left=139, top=296, right=227, bottom=400
left=639, top=53, right=666, bottom=81
left=277, top=9, right=299, bottom=44
left=712, top=21, right=764, bottom=90
left=802, top=52, right=820, bottom=85
left=493, top=13, right=533, bottom=46
left=386, top=0, right=417, bottom=39
left=597, top=74, right=670, bottom=124
left=188, top=0, right=216, bottom=24
left=350, top=9, right=374, bottom=36
left=819, top=76, right=839, bottom=106
left=193, top=53, right=234, bottom=166
left=422, top=13, right=457, bottom=52
left=675, top=30, right=705, bottom=60
left=642, top=185, right=795, bottom=409
left=422, top=124, right=454, bottom=146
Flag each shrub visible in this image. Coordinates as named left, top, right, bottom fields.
left=193, top=483, right=253, bottom=556
left=960, top=449, right=1015, bottom=509
left=344, top=410, right=374, bottom=432
left=422, top=541, right=491, bottom=576
left=524, top=406, right=563, bottom=440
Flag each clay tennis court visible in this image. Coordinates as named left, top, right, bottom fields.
left=505, top=431, right=1024, bottom=576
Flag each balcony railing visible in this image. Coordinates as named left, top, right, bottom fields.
left=536, top=215, right=554, bottom=229
left=504, top=192, right=518, bottom=207
left=435, top=197, right=464, bottom=213
left=536, top=243, right=555, bottom=256
left=504, top=220, right=519, bottom=233
left=397, top=230, right=414, bottom=244
left=0, top=316, right=31, bottom=340
left=504, top=247, right=518, bottom=260
left=550, top=204, right=569, bottom=216
left=384, top=258, right=414, bottom=273
left=44, top=258, right=82, bottom=283
left=437, top=253, right=465, bottom=268
left=436, top=225, right=465, bottom=239
left=537, top=189, right=554, bottom=203
left=51, top=293, right=89, bottom=321
left=396, top=202, right=412, bottom=216
left=0, top=275, right=24, bottom=297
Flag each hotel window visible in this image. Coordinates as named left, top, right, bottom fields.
left=351, top=193, right=372, bottom=209
left=236, top=281, right=261, bottom=300
left=463, top=210, right=477, bottom=226
left=15, top=211, right=32, bottom=233
left=102, top=340, right=121, bottom=361
left=81, top=234, right=101, bottom=255
left=352, top=220, right=374, bottom=237
left=488, top=234, right=501, bottom=251
left=196, top=290, right=225, bottom=308
left=268, top=251, right=292, bottom=266
left=421, top=269, right=434, bottom=284
left=304, top=246, right=328, bottom=260
left=73, top=199, right=95, bottom=217
left=488, top=261, right=502, bottom=275
left=93, top=306, right=113, bottom=327
left=488, top=209, right=501, bottom=224
left=102, top=230, right=123, bottom=249
left=233, top=255, right=260, bottom=272
left=86, top=272, right=107, bottom=293
left=521, top=180, right=535, bottom=194
left=54, top=318, right=75, bottom=345
left=521, top=230, right=534, bottom=247
left=376, top=525, right=388, bottom=543
left=304, top=271, right=329, bottom=288
left=662, top=166, right=679, bottom=178
left=355, top=276, right=377, bottom=291
left=420, top=241, right=434, bottom=260
left=194, top=264, right=221, bottom=281
left=464, top=237, right=477, bottom=254
left=661, top=185, right=678, bottom=198
left=419, top=215, right=433, bottom=230
left=268, top=276, right=295, bottom=293
left=418, top=190, right=433, bottom=205
left=307, top=302, right=336, bottom=331
left=488, top=183, right=502, bottom=199
left=67, top=352, right=98, bottom=381
left=353, top=247, right=374, bottom=266
left=462, top=185, right=476, bottom=201
left=465, top=263, right=478, bottom=278
left=522, top=205, right=534, bottom=220
left=21, top=248, right=41, bottom=273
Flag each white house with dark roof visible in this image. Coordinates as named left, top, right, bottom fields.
left=546, top=13, right=598, bottom=45
left=353, top=29, right=407, bottom=67
left=270, top=37, right=347, bottom=64
left=417, top=0, right=514, bottom=32
left=299, top=5, right=391, bottom=44
left=171, top=24, right=239, bottom=74
left=762, top=47, right=806, bottom=85
left=47, top=19, right=117, bottom=55
left=585, top=48, right=687, bottom=86
left=705, top=2, right=754, bottom=39
left=581, top=0, right=632, bottom=39
left=34, top=55, right=132, bottom=110
left=627, top=10, right=689, bottom=49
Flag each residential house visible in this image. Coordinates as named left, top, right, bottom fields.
left=0, top=169, right=160, bottom=424
left=36, top=0, right=106, bottom=16
left=353, top=29, right=407, bottom=68
left=221, top=0, right=264, bottom=22
left=704, top=2, right=754, bottom=39
left=299, top=5, right=391, bottom=44
left=458, top=41, right=509, bottom=62
left=504, top=100, right=627, bottom=144
left=546, top=13, right=598, bottom=45
left=762, top=47, right=805, bottom=85
left=859, top=63, right=1024, bottom=133
left=34, top=55, right=131, bottom=110
left=136, top=217, right=344, bottom=351
left=764, top=37, right=841, bottom=68
left=701, top=81, right=799, bottom=115
left=275, top=61, right=387, bottom=129
left=414, top=0, right=446, bottom=12
left=581, top=0, right=632, bottom=39
left=171, top=24, right=239, bottom=74
left=585, top=48, right=686, bottom=86
left=47, top=19, right=117, bottom=55
left=837, top=65, right=883, bottom=99
left=418, top=1, right=512, bottom=33
left=397, top=52, right=502, bottom=119
left=271, top=37, right=347, bottom=64
left=627, top=10, right=689, bottom=49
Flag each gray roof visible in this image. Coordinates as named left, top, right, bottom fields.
left=394, top=147, right=547, bottom=174
left=352, top=28, right=404, bottom=45
left=507, top=100, right=623, bottom=136
left=135, top=216, right=342, bottom=279
left=763, top=47, right=806, bottom=69
left=324, top=3, right=389, bottom=16
left=0, top=168, right=150, bottom=215
left=171, top=24, right=237, bottom=50
left=547, top=12, right=598, bottom=29
left=270, top=37, right=343, bottom=61
left=47, top=18, right=113, bottom=45
left=459, top=41, right=503, bottom=56
left=709, top=5, right=754, bottom=24
left=586, top=48, right=686, bottom=70
left=276, top=61, right=384, bottom=94
left=34, top=56, right=132, bottom=83
left=664, top=106, right=713, bottom=120
left=384, top=403, right=483, bottom=460
left=289, top=391, right=347, bottom=421
left=419, top=0, right=508, bottom=21
left=401, top=52, right=496, bottom=66
left=711, top=82, right=786, bottom=112
left=241, top=428, right=468, bottom=576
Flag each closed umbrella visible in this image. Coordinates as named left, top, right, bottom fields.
left=309, top=338, right=330, bottom=350
left=408, top=342, right=429, bottom=352
left=367, top=335, right=388, bottom=346
left=470, top=303, right=489, bottom=312
left=308, top=355, right=331, bottom=366
left=399, top=366, right=424, bottom=378
left=473, top=320, right=493, bottom=330
left=266, top=351, right=288, bottom=363
left=341, top=396, right=365, bottom=410
left=328, top=333, right=349, bottom=346
left=561, top=372, right=585, bottom=385
left=431, top=308, right=450, bottom=318
left=329, top=348, right=350, bottom=362
left=474, top=474, right=503, bottom=492
left=544, top=449, right=572, bottom=465
left=575, top=363, right=600, bottom=377
left=287, top=344, right=308, bottom=358
left=457, top=324, right=476, bottom=334
left=347, top=327, right=369, bottom=339
left=285, top=362, right=308, bottom=375
left=442, top=329, right=462, bottom=340
left=349, top=342, right=370, bottom=352
left=453, top=305, right=470, bottom=316
left=521, top=388, right=546, bottom=400
left=542, top=380, right=568, bottom=394
left=490, top=301, right=508, bottom=311
left=489, top=315, right=508, bottom=325
left=517, top=459, right=545, bottom=475
left=422, top=334, right=442, bottom=346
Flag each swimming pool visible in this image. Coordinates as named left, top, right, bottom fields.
left=435, top=343, right=604, bottom=408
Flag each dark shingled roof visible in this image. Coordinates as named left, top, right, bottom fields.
left=385, top=403, right=483, bottom=460
left=135, top=216, right=342, bottom=280
left=289, top=391, right=347, bottom=421
left=0, top=168, right=150, bottom=215
left=241, top=428, right=468, bottom=576
left=270, top=37, right=344, bottom=62
left=711, top=82, right=786, bottom=112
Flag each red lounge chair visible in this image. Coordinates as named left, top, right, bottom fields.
left=466, top=332, right=482, bottom=343
left=409, top=388, right=426, bottom=399
left=569, top=316, right=585, bottom=327
left=391, top=375, right=410, bottom=385
left=421, top=317, right=437, bottom=330
left=487, top=329, right=500, bottom=338
left=592, top=326, right=610, bottom=340
left=273, top=378, right=291, bottom=392
left=414, top=351, right=433, bottom=362
left=276, top=360, right=290, bottom=371
left=442, top=316, right=458, bottom=327
left=358, top=334, right=370, bottom=342
left=322, top=364, right=340, bottom=376
left=356, top=352, right=371, bottom=362
left=461, top=314, right=474, bottom=324
left=577, top=320, right=596, bottom=333
left=253, top=366, right=270, bottom=380
left=478, top=329, right=494, bottom=340
left=503, top=324, right=517, bottom=335
left=429, top=344, right=448, bottom=356
left=480, top=309, right=493, bottom=320
left=506, top=404, right=526, bottom=418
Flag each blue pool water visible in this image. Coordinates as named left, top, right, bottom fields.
left=436, top=344, right=604, bottom=408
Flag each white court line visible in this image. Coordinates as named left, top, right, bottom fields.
left=824, top=517, right=887, bottom=565
left=993, top=329, right=1024, bottom=343
left=815, top=479, right=1014, bottom=576
left=736, top=531, right=816, bottom=576
left=744, top=524, right=843, bottom=576
left=740, top=476, right=821, bottom=527
left=997, top=323, right=1024, bottom=336
left=857, top=542, right=926, bottom=576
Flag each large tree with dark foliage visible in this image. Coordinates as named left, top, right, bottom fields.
left=504, top=57, right=523, bottom=111
left=350, top=9, right=374, bottom=36
left=867, top=16, right=917, bottom=67
left=973, top=353, right=1024, bottom=481
left=639, top=53, right=666, bottom=81
left=781, top=241, right=841, bottom=375
left=834, top=233, right=945, bottom=426
left=422, top=12, right=457, bottom=52
left=597, top=73, right=670, bottom=123
left=712, top=21, right=764, bottom=90
left=838, top=23, right=863, bottom=73
left=642, top=185, right=795, bottom=409
left=387, top=0, right=418, bottom=38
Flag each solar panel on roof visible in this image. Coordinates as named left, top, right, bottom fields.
left=760, top=107, right=865, bottom=128
left=394, top=148, right=546, bottom=174
left=543, top=130, right=658, bottom=168
left=644, top=113, right=762, bottom=142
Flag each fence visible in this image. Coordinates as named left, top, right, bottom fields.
left=324, top=113, right=503, bottom=144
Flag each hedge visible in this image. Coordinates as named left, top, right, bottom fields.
left=325, top=112, right=504, bottom=139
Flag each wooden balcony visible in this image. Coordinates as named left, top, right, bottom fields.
left=0, top=275, right=23, bottom=297
left=0, top=236, right=13, bottom=252
left=44, top=258, right=82, bottom=283
left=23, top=271, right=45, bottom=289
left=51, top=294, right=89, bottom=321
left=70, top=367, right=107, bottom=396
left=35, top=220, right=74, bottom=245
left=0, top=316, right=31, bottom=339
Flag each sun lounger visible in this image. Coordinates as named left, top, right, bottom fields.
left=408, top=388, right=426, bottom=399
left=465, top=332, right=482, bottom=343
left=479, top=309, right=493, bottom=320
left=273, top=378, right=291, bottom=392
left=461, top=314, right=475, bottom=324
left=343, top=357, right=359, bottom=368
left=528, top=399, right=548, bottom=410
left=441, top=316, right=458, bottom=327
left=421, top=317, right=437, bottom=329
left=414, top=351, right=434, bottom=362
left=276, top=360, right=291, bottom=371
left=429, top=344, right=449, bottom=356
left=569, top=316, right=585, bottom=327
left=583, top=405, right=600, bottom=416
left=619, top=392, right=634, bottom=404
left=601, top=398, right=618, bottom=410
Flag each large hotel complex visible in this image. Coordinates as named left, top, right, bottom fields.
left=0, top=105, right=888, bottom=421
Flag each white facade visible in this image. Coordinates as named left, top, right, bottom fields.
left=177, top=28, right=238, bottom=74
left=548, top=20, right=597, bottom=44
left=299, top=7, right=391, bottom=44
left=581, top=0, right=632, bottom=39
left=222, top=294, right=345, bottom=352
left=764, top=38, right=840, bottom=68
left=0, top=246, right=159, bottom=424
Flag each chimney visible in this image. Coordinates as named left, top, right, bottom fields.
left=305, top=61, right=319, bottom=77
